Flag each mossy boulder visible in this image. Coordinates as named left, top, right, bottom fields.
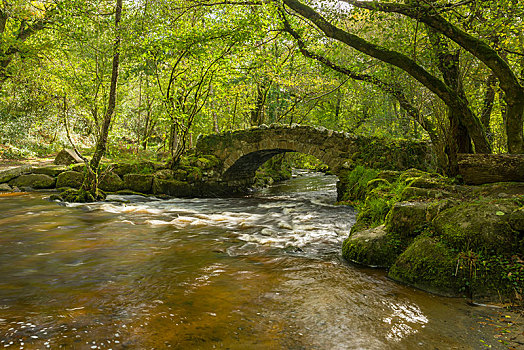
left=54, top=149, right=83, bottom=165
left=9, top=174, right=56, bottom=189
left=0, top=165, right=32, bottom=183
left=509, top=207, right=524, bottom=232
left=99, top=172, right=124, bottom=192
left=59, top=188, right=106, bottom=203
left=473, top=182, right=524, bottom=198
left=385, top=201, right=430, bottom=237
left=33, top=165, right=67, bottom=177
left=342, top=225, right=402, bottom=267
left=432, top=198, right=522, bottom=255
left=56, top=171, right=84, bottom=189
left=112, top=161, right=158, bottom=177
left=400, top=186, right=450, bottom=201
left=112, top=163, right=137, bottom=177
left=154, top=169, right=174, bottom=180
left=173, top=169, right=188, bottom=181
left=70, top=163, right=86, bottom=172
left=123, top=174, right=153, bottom=193
left=186, top=167, right=203, bottom=183
left=0, top=183, right=12, bottom=191
left=194, top=155, right=220, bottom=170
left=376, top=170, right=401, bottom=183
left=152, top=178, right=192, bottom=197
left=388, top=236, right=460, bottom=296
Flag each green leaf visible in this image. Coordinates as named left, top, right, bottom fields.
left=495, top=211, right=505, bottom=216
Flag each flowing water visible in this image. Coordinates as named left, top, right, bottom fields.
left=0, top=170, right=507, bottom=349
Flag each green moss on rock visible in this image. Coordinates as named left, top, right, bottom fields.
left=342, top=225, right=403, bottom=267
left=152, top=178, right=192, bottom=197
left=33, top=165, right=67, bottom=177
left=0, top=165, right=32, bottom=183
left=385, top=201, right=430, bottom=238
left=154, top=169, right=174, bottom=180
left=59, top=188, right=106, bottom=202
left=99, top=172, right=124, bottom=192
left=432, top=198, right=521, bottom=255
left=388, top=236, right=460, bottom=296
left=123, top=174, right=153, bottom=193
left=9, top=174, right=56, bottom=189
left=56, top=171, right=84, bottom=189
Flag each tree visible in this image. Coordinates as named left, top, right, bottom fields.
left=66, top=0, right=123, bottom=201
left=337, top=0, right=524, bottom=154
left=0, top=1, right=55, bottom=83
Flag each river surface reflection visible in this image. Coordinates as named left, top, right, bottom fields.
left=0, top=171, right=505, bottom=349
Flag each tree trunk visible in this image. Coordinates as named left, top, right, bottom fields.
left=283, top=0, right=491, bottom=154
left=458, top=154, right=524, bottom=185
left=342, top=0, right=523, bottom=154
left=80, top=0, right=122, bottom=199
left=250, top=81, right=271, bottom=126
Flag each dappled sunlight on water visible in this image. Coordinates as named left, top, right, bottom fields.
left=0, top=171, right=507, bottom=349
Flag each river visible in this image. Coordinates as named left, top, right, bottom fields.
left=0, top=170, right=508, bottom=349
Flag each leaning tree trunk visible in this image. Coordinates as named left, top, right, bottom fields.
left=458, top=154, right=524, bottom=185
left=79, top=0, right=122, bottom=200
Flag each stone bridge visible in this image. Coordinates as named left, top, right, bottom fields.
left=195, top=124, right=434, bottom=192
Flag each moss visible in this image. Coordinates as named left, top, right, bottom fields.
left=32, top=165, right=67, bottom=177
left=123, top=174, right=153, bottom=193
left=8, top=174, right=56, bottom=189
left=186, top=167, right=203, bottom=183
left=254, top=154, right=292, bottom=188
left=98, top=172, right=124, bottom=192
left=173, top=169, right=188, bottom=181
left=152, top=178, right=192, bottom=197
left=69, top=163, right=86, bottom=172
left=432, top=198, right=521, bottom=255
left=116, top=189, right=147, bottom=196
left=56, top=171, right=84, bottom=189
left=352, top=138, right=434, bottom=171
left=338, top=165, right=380, bottom=202
left=59, top=188, right=106, bottom=203
left=385, top=201, right=430, bottom=238
left=388, top=236, right=460, bottom=296
left=154, top=169, right=174, bottom=180
left=342, top=225, right=405, bottom=267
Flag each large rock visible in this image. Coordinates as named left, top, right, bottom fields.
left=152, top=178, right=192, bottom=197
left=8, top=174, right=56, bottom=189
left=123, top=174, right=153, bottom=193
left=0, top=183, right=12, bottom=191
left=432, top=198, right=522, bottom=255
left=56, top=171, right=84, bottom=189
left=385, top=200, right=459, bottom=237
left=342, top=225, right=401, bottom=267
left=99, top=172, right=124, bottom=192
left=509, top=207, right=524, bottom=232
left=385, top=201, right=430, bottom=237
left=70, top=163, right=86, bottom=172
left=112, top=161, right=159, bottom=177
left=54, top=149, right=84, bottom=166
left=0, top=165, right=32, bottom=183
left=154, top=169, right=174, bottom=180
left=33, top=165, right=67, bottom=177
left=388, top=236, right=460, bottom=297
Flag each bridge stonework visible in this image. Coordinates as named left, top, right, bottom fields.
left=195, top=124, right=434, bottom=193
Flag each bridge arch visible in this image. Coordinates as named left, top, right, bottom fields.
left=195, top=124, right=433, bottom=191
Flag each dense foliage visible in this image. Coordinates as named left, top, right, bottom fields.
left=1, top=0, right=522, bottom=177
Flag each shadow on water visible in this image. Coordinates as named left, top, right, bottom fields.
left=0, top=170, right=508, bottom=349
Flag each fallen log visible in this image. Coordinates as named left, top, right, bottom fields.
left=458, top=153, right=524, bottom=185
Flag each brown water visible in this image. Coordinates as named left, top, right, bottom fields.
left=0, top=171, right=506, bottom=349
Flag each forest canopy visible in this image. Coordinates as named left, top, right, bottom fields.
left=1, top=0, right=522, bottom=176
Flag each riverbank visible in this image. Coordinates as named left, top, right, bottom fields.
left=338, top=166, right=523, bottom=308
